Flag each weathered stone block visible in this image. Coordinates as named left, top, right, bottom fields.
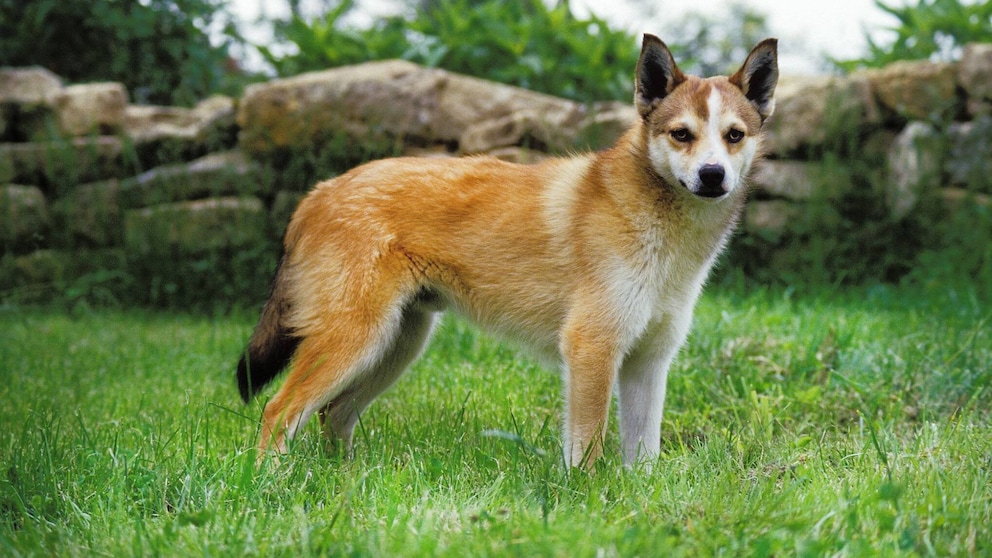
left=238, top=60, right=428, bottom=155
left=53, top=179, right=122, bottom=248
left=580, top=102, right=637, bottom=149
left=460, top=111, right=553, bottom=154
left=749, top=160, right=817, bottom=201
left=887, top=121, right=942, bottom=220
left=124, top=196, right=267, bottom=255
left=0, top=67, right=62, bottom=105
left=237, top=60, right=594, bottom=157
left=8, top=249, right=66, bottom=286
left=401, top=145, right=455, bottom=158
left=124, top=95, right=237, bottom=165
left=863, top=60, right=959, bottom=121
left=48, top=82, right=128, bottom=136
left=1, top=184, right=50, bottom=253
left=55, top=150, right=267, bottom=248
left=116, top=150, right=268, bottom=208
left=959, top=43, right=992, bottom=104
left=744, top=200, right=799, bottom=237
left=945, top=115, right=992, bottom=194
left=0, top=136, right=126, bottom=185
left=763, top=73, right=879, bottom=157
left=0, top=66, right=62, bottom=141
left=946, top=118, right=992, bottom=189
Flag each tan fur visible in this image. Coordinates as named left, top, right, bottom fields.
left=240, top=35, right=779, bottom=469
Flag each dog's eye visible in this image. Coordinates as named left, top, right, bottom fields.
left=726, top=129, right=745, bottom=144
left=670, top=128, right=693, bottom=143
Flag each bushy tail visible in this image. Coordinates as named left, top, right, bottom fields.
left=236, top=257, right=301, bottom=403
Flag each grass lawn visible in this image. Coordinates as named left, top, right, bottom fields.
left=0, top=282, right=989, bottom=556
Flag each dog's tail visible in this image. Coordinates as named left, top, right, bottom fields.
left=236, top=256, right=301, bottom=403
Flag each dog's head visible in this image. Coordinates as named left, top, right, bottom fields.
left=635, top=35, right=778, bottom=201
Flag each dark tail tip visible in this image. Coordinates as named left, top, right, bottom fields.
left=236, top=252, right=299, bottom=403
left=235, top=335, right=301, bottom=404
left=236, top=354, right=254, bottom=403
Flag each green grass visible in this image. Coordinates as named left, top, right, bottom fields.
left=0, top=283, right=990, bottom=556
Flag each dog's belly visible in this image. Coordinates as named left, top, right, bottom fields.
left=410, top=281, right=567, bottom=367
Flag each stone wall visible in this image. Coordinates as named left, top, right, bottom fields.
left=2, top=45, right=990, bottom=302
left=748, top=44, right=992, bottom=226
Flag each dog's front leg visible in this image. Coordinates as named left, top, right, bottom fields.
left=560, top=312, right=624, bottom=469
left=617, top=314, right=693, bottom=469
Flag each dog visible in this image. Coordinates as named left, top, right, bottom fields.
left=236, top=34, right=778, bottom=469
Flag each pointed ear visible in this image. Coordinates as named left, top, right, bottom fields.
left=730, top=38, right=779, bottom=122
left=635, top=34, right=686, bottom=118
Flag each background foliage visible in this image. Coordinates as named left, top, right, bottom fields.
left=261, top=0, right=774, bottom=102
left=655, top=3, right=772, bottom=76
left=0, top=0, right=990, bottom=309
left=262, top=0, right=640, bottom=102
left=0, top=0, right=248, bottom=105
left=836, top=0, right=992, bottom=69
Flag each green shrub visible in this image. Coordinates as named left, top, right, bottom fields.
left=658, top=2, right=772, bottom=77
left=0, top=0, right=249, bottom=106
left=725, top=158, right=928, bottom=288
left=261, top=0, right=639, bottom=103
left=835, top=0, right=992, bottom=70
left=122, top=243, right=278, bottom=313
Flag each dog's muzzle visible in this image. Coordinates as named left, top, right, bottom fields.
left=694, top=164, right=727, bottom=198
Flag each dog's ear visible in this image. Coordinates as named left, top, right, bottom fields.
left=730, top=38, right=779, bottom=122
left=635, top=34, right=686, bottom=118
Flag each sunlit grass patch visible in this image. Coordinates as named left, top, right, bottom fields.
left=1, top=283, right=989, bottom=556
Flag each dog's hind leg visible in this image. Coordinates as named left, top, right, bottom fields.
left=256, top=288, right=414, bottom=458
left=318, top=304, right=438, bottom=453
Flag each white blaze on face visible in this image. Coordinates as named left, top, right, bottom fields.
left=703, top=88, right=733, bottom=191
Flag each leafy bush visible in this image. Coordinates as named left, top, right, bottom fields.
left=659, top=2, right=772, bottom=76
left=0, top=0, right=247, bottom=106
left=122, top=243, right=278, bottom=312
left=724, top=158, right=930, bottom=289
left=836, top=0, right=992, bottom=70
left=261, top=0, right=639, bottom=103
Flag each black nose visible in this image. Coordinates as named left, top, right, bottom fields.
left=699, top=164, right=725, bottom=188
left=696, top=164, right=726, bottom=197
